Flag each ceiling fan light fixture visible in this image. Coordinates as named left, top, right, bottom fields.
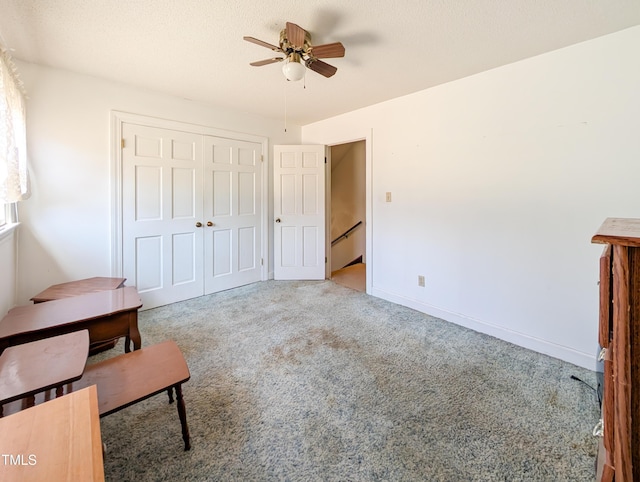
left=282, top=58, right=306, bottom=82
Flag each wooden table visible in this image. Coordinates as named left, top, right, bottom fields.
left=0, top=330, right=90, bottom=417
left=0, top=385, right=105, bottom=481
left=0, top=287, right=142, bottom=354
left=30, top=277, right=128, bottom=353
left=30, top=277, right=126, bottom=303
left=72, top=340, right=192, bottom=451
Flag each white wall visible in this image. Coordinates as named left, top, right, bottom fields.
left=0, top=226, right=18, bottom=315
left=302, top=26, right=640, bottom=369
left=16, top=62, right=300, bottom=304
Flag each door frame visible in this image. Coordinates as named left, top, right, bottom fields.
left=313, top=129, right=373, bottom=294
left=110, top=111, right=269, bottom=284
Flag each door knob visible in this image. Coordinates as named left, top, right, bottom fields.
left=275, top=218, right=281, bottom=223
left=207, top=221, right=214, bottom=227
left=195, top=222, right=203, bottom=228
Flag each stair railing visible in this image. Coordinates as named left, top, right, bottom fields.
left=331, top=221, right=363, bottom=246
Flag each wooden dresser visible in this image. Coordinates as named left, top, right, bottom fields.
left=592, top=218, right=640, bottom=481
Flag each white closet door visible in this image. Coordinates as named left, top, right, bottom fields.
left=122, top=123, right=204, bottom=309
left=203, top=136, right=263, bottom=293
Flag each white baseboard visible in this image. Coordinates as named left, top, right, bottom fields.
left=370, top=286, right=596, bottom=371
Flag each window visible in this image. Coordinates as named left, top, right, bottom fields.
left=0, top=46, right=30, bottom=211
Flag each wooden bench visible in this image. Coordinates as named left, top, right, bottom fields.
left=71, top=340, right=191, bottom=451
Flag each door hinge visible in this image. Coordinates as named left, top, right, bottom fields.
left=325, top=157, right=327, bottom=164
left=325, top=257, right=327, bottom=263
left=121, top=139, right=125, bottom=149
left=261, top=258, right=264, bottom=266
left=261, top=155, right=264, bottom=162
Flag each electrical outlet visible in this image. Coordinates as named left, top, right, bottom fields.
left=418, top=275, right=425, bottom=287
left=385, top=192, right=392, bottom=202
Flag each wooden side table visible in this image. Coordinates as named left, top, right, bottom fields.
left=71, top=340, right=192, bottom=451
left=0, top=287, right=142, bottom=355
left=0, top=330, right=89, bottom=417
left=30, top=277, right=126, bottom=303
left=30, top=277, right=128, bottom=353
left=0, top=385, right=105, bottom=481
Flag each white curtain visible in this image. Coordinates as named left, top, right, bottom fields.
left=0, top=46, right=30, bottom=203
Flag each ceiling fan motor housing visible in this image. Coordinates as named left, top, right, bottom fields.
left=279, top=28, right=312, bottom=57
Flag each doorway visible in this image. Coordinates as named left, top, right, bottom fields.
left=329, top=141, right=366, bottom=292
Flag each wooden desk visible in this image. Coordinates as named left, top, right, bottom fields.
left=0, top=287, right=142, bottom=354
left=0, top=331, right=89, bottom=417
left=0, top=385, right=105, bottom=482
left=30, top=277, right=126, bottom=303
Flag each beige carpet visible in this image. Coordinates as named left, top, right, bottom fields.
left=331, top=263, right=366, bottom=292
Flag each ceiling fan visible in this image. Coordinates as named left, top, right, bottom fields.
left=244, top=22, right=345, bottom=81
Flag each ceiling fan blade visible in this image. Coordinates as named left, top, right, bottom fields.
left=310, top=42, right=345, bottom=59
left=306, top=59, right=338, bottom=78
left=286, top=22, right=306, bottom=49
left=243, top=36, right=282, bottom=52
left=250, top=57, right=284, bottom=67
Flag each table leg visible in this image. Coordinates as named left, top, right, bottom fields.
left=128, top=312, right=142, bottom=351
left=56, top=385, right=64, bottom=398
left=174, top=384, right=191, bottom=451
left=26, top=395, right=35, bottom=408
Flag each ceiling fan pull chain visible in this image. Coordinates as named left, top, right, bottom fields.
left=284, top=80, right=288, bottom=132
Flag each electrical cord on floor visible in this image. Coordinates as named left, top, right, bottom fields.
left=570, top=374, right=602, bottom=407
left=570, top=374, right=596, bottom=392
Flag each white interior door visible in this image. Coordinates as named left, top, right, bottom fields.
left=203, top=136, right=263, bottom=293
left=122, top=123, right=204, bottom=308
left=273, top=145, right=326, bottom=280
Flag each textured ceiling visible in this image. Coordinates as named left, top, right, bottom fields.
left=0, top=0, right=638, bottom=125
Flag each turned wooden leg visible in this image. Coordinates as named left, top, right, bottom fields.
left=167, top=387, right=174, bottom=404
left=174, top=384, right=191, bottom=451
left=128, top=312, right=142, bottom=351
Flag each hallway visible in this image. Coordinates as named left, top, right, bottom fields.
left=331, top=263, right=366, bottom=292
